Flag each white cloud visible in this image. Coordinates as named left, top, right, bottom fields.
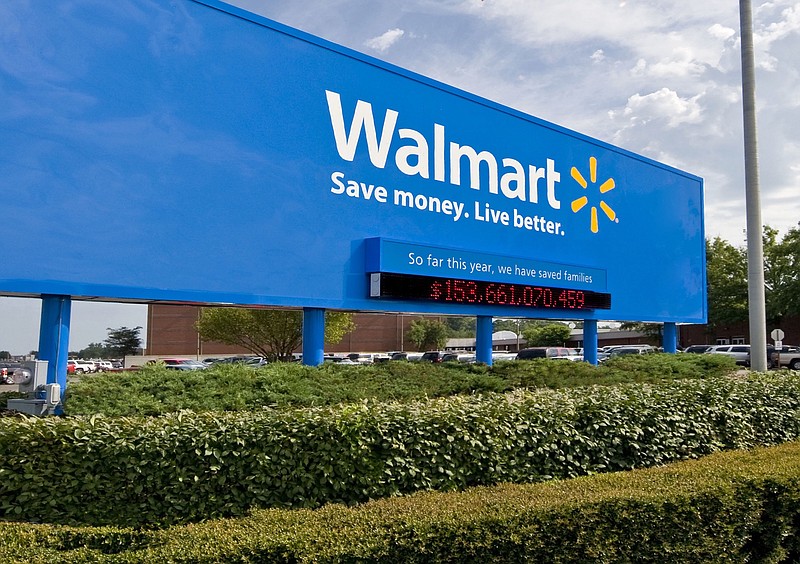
left=364, top=28, right=405, bottom=52
left=612, top=88, right=704, bottom=128
left=708, top=23, right=736, bottom=41
left=631, top=50, right=707, bottom=78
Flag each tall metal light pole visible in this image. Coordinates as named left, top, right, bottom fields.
left=739, top=0, right=768, bottom=371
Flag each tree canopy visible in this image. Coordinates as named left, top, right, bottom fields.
left=195, top=308, right=355, bottom=361
left=443, top=317, right=476, bottom=338
left=764, top=224, right=800, bottom=325
left=521, top=323, right=571, bottom=346
left=703, top=224, right=800, bottom=332
left=706, top=236, right=749, bottom=330
left=406, top=318, right=449, bottom=352
left=104, top=326, right=143, bottom=358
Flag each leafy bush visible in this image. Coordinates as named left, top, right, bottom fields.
left=2, top=440, right=800, bottom=562
left=63, top=353, right=736, bottom=416
left=2, top=371, right=798, bottom=527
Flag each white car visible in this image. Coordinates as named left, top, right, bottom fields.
left=68, top=359, right=96, bottom=374
left=704, top=344, right=750, bottom=366
left=94, top=360, right=114, bottom=372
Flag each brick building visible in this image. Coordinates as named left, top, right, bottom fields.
left=145, top=304, right=443, bottom=357
left=678, top=317, right=800, bottom=348
left=145, top=304, right=661, bottom=357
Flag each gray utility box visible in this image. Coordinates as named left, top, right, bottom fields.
left=6, top=360, right=60, bottom=416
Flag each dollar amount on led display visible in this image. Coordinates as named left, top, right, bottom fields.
left=369, top=273, right=611, bottom=310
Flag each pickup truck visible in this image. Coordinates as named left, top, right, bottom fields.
left=772, top=346, right=800, bottom=370
left=67, top=359, right=95, bottom=374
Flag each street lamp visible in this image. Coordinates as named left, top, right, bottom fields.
left=739, top=0, right=768, bottom=371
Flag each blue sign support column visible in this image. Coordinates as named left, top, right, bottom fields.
left=37, top=295, right=71, bottom=398
left=476, top=315, right=493, bottom=366
left=302, top=307, right=325, bottom=366
left=663, top=322, right=677, bottom=353
left=583, top=319, right=598, bottom=365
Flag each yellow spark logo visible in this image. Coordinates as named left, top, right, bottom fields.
left=570, top=156, right=617, bottom=234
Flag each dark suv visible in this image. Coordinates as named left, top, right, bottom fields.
left=420, top=351, right=446, bottom=363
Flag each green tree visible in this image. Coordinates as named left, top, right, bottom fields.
left=494, top=319, right=551, bottom=335
left=195, top=308, right=355, bottom=361
left=443, top=316, right=476, bottom=338
left=406, top=318, right=449, bottom=351
left=705, top=237, right=748, bottom=330
left=521, top=322, right=571, bottom=346
left=79, top=342, right=109, bottom=359
left=764, top=223, right=800, bottom=325
left=103, top=326, right=142, bottom=358
left=0, top=351, right=10, bottom=360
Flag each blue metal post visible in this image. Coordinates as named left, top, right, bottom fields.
left=37, top=295, right=71, bottom=401
left=302, top=307, right=325, bottom=366
left=476, top=315, right=493, bottom=366
left=583, top=319, right=598, bottom=365
left=663, top=322, right=678, bottom=353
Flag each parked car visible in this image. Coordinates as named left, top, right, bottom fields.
left=516, top=347, right=582, bottom=361
left=440, top=352, right=476, bottom=363
left=772, top=345, right=800, bottom=370
left=606, top=346, right=654, bottom=358
left=419, top=351, right=447, bottom=363
left=346, top=352, right=382, bottom=364
left=211, top=356, right=267, bottom=367
left=389, top=352, right=424, bottom=361
left=683, top=345, right=711, bottom=354
left=93, top=360, right=114, bottom=372
left=492, top=351, right=518, bottom=362
left=146, top=359, right=207, bottom=371
left=1, top=362, right=24, bottom=384
left=704, top=344, right=751, bottom=366
left=323, top=355, right=355, bottom=364
left=68, top=359, right=96, bottom=374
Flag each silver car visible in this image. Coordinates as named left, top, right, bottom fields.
left=705, top=344, right=750, bottom=366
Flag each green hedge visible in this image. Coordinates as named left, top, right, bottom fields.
left=63, top=353, right=736, bottom=416
left=2, top=441, right=800, bottom=562
left=2, top=372, right=799, bottom=527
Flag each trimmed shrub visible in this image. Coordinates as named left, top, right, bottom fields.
left=1, top=441, right=800, bottom=562
left=63, top=353, right=736, bottom=417
left=2, top=372, right=799, bottom=527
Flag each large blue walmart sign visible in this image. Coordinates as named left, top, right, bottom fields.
left=0, top=0, right=705, bottom=323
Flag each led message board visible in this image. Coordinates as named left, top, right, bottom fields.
left=370, top=273, right=612, bottom=311
left=0, top=0, right=706, bottom=323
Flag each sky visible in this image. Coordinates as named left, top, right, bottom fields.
left=1, top=0, right=799, bottom=355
